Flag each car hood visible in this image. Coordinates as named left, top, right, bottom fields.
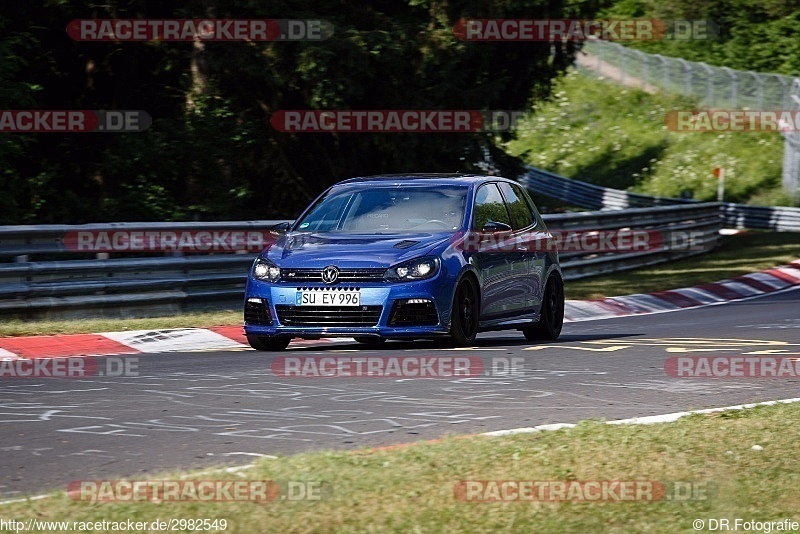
left=263, top=232, right=452, bottom=268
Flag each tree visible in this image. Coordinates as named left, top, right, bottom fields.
left=0, top=0, right=599, bottom=223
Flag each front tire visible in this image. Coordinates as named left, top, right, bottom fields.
left=247, top=335, right=291, bottom=351
left=449, top=277, right=479, bottom=346
left=524, top=274, right=564, bottom=341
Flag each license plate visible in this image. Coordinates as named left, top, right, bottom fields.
left=296, top=291, right=361, bottom=306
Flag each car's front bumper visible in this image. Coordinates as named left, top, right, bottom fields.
left=243, top=278, right=453, bottom=339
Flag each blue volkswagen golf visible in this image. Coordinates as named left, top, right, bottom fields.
left=244, top=174, right=563, bottom=351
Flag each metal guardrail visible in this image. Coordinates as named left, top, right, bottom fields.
left=0, top=221, right=288, bottom=257
left=0, top=221, right=289, bottom=320
left=546, top=203, right=721, bottom=280
left=0, top=205, right=721, bottom=319
left=520, top=166, right=800, bottom=231
left=518, top=166, right=687, bottom=210
left=719, top=202, right=800, bottom=232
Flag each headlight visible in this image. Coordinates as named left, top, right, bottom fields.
left=384, top=257, right=439, bottom=281
left=252, top=257, right=281, bottom=282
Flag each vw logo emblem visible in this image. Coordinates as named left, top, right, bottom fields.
left=321, top=265, right=339, bottom=284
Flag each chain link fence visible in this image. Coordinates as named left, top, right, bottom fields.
left=784, top=79, right=800, bottom=197
left=574, top=38, right=800, bottom=200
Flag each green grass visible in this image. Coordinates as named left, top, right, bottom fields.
left=567, top=230, right=800, bottom=300
left=506, top=69, right=795, bottom=207
left=0, top=232, right=797, bottom=337
left=4, top=401, right=800, bottom=533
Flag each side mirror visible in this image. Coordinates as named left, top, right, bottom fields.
left=482, top=221, right=512, bottom=232
left=269, top=221, right=290, bottom=236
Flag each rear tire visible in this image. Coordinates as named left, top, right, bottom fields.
left=449, top=277, right=479, bottom=346
left=247, top=335, right=291, bottom=351
left=524, top=274, right=564, bottom=341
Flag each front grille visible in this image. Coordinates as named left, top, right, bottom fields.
left=282, top=268, right=385, bottom=283
left=244, top=300, right=272, bottom=325
left=275, top=305, right=383, bottom=326
left=389, top=300, right=439, bottom=326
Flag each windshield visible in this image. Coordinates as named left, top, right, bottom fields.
left=294, top=185, right=468, bottom=233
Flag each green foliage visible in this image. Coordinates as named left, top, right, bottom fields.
left=600, top=0, right=800, bottom=74
left=506, top=70, right=787, bottom=205
left=0, top=0, right=601, bottom=223
left=0, top=17, right=41, bottom=221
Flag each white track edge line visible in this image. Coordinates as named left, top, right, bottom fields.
left=0, top=457, right=275, bottom=506
left=5, top=397, right=800, bottom=505
left=482, top=397, right=800, bottom=436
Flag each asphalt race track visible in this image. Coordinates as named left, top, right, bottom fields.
left=2, top=287, right=799, bottom=500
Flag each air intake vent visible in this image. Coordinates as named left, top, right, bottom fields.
left=244, top=299, right=272, bottom=325
left=276, top=305, right=383, bottom=327
left=389, top=300, right=439, bottom=326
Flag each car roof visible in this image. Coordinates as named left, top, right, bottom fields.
left=336, top=173, right=515, bottom=186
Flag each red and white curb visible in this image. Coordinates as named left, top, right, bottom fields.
left=0, top=326, right=346, bottom=361
left=563, top=260, right=800, bottom=322
left=0, top=260, right=798, bottom=360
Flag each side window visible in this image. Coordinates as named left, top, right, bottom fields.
left=472, top=184, right=511, bottom=230
left=516, top=184, right=540, bottom=216
left=517, top=185, right=542, bottom=226
left=499, top=182, right=534, bottom=230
